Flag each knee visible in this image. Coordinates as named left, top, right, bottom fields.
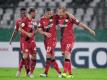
left=64, top=52, right=71, bottom=60
left=51, top=57, right=55, bottom=62
left=31, top=54, right=36, bottom=60
left=23, top=54, right=29, bottom=60
left=46, top=53, right=52, bottom=59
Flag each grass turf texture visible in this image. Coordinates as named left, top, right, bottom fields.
left=0, top=68, right=107, bottom=80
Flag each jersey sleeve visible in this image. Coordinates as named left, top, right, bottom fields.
left=15, top=20, right=20, bottom=31
left=20, top=18, right=26, bottom=27
left=15, top=18, right=26, bottom=31
left=70, top=16, right=80, bottom=25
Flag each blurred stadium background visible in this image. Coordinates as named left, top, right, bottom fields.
left=0, top=0, right=107, bottom=80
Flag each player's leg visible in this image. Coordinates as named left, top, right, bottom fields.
left=17, top=57, right=24, bottom=77
left=23, top=51, right=30, bottom=75
left=28, top=54, right=36, bottom=78
left=40, top=45, right=52, bottom=77
left=16, top=51, right=29, bottom=77
left=16, top=43, right=30, bottom=77
left=61, top=51, right=71, bottom=77
left=22, top=42, right=30, bottom=76
left=18, top=54, right=24, bottom=73
left=66, top=43, right=74, bottom=78
left=51, top=50, right=61, bottom=77
left=40, top=54, right=51, bottom=77
left=64, top=52, right=73, bottom=79
left=17, top=43, right=24, bottom=73
left=30, top=55, right=36, bottom=74
left=61, top=39, right=73, bottom=78
left=28, top=42, right=37, bottom=78
left=62, top=43, right=74, bottom=78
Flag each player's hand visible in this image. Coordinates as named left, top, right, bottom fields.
left=44, top=32, right=52, bottom=38
left=18, top=27, right=22, bottom=32
left=90, top=30, right=96, bottom=36
left=27, top=33, right=33, bottom=38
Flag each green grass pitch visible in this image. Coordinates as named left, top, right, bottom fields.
left=0, top=68, right=107, bottom=80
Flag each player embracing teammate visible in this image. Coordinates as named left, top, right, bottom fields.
left=38, top=7, right=95, bottom=78
left=10, top=7, right=95, bottom=79
left=57, top=7, right=95, bottom=78
left=10, top=8, right=38, bottom=78
left=38, top=8, right=62, bottom=78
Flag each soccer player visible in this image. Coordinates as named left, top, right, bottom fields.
left=18, top=8, right=38, bottom=78
left=38, top=8, right=61, bottom=78
left=9, top=7, right=29, bottom=77
left=10, top=8, right=37, bottom=78
left=9, top=7, right=26, bottom=44
left=57, top=7, right=95, bottom=78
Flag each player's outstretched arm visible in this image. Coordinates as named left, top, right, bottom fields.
left=67, top=12, right=95, bottom=36
left=9, top=29, right=18, bottom=45
left=79, top=22, right=95, bottom=36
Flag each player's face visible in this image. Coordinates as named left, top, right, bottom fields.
left=58, top=9, right=65, bottom=17
left=20, top=10, right=26, bottom=18
left=45, top=11, right=52, bottom=18
left=31, top=11, right=36, bottom=19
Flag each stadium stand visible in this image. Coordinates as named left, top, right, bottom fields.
left=0, top=0, right=106, bottom=29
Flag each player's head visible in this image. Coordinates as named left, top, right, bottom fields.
left=44, top=8, right=52, bottom=18
left=20, top=7, right=26, bottom=18
left=57, top=7, right=66, bottom=17
left=28, top=8, right=36, bottom=19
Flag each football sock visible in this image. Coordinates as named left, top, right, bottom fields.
left=24, top=58, right=30, bottom=75
left=44, top=58, right=51, bottom=75
left=30, top=59, right=36, bottom=74
left=68, top=61, right=72, bottom=75
left=51, top=59, right=61, bottom=74
left=18, top=58, right=24, bottom=72
left=64, top=59, right=70, bottom=73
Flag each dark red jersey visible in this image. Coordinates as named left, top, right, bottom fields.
left=15, top=17, right=37, bottom=42
left=58, top=15, right=80, bottom=41
left=39, top=15, right=57, bottom=40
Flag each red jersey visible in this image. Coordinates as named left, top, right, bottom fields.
left=58, top=15, right=80, bottom=41
left=15, top=17, right=37, bottom=42
left=15, top=17, right=23, bottom=31
left=39, top=15, right=57, bottom=40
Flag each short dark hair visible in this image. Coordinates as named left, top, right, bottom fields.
left=45, top=8, right=51, bottom=12
left=28, top=8, right=35, bottom=14
left=20, top=7, right=26, bottom=11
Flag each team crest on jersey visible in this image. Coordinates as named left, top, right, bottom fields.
left=65, top=19, right=68, bottom=22
left=50, top=19, right=53, bottom=22
left=21, top=23, right=25, bottom=27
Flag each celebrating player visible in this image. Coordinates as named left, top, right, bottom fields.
left=10, top=8, right=37, bottom=78
left=9, top=7, right=26, bottom=45
left=9, top=7, right=30, bottom=77
left=38, top=8, right=62, bottom=78
left=18, top=8, right=38, bottom=78
left=57, top=7, right=95, bottom=78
